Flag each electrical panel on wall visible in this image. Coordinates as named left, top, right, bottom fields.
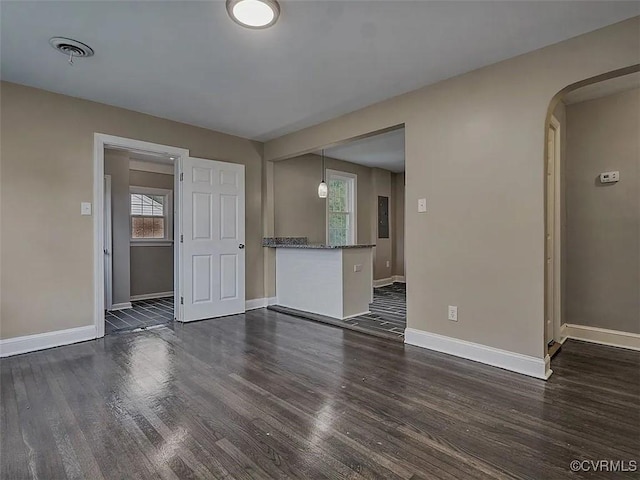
left=599, top=171, right=619, bottom=184
left=378, top=196, right=389, bottom=238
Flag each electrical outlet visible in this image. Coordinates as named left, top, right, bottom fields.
left=448, top=305, right=458, bottom=322
left=386, top=260, right=390, bottom=268
left=354, top=264, right=362, bottom=272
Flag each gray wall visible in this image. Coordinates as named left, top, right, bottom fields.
left=371, top=168, right=392, bottom=280
left=1, top=81, right=264, bottom=340
left=129, top=170, right=175, bottom=297
left=273, top=153, right=405, bottom=281
left=274, top=153, right=375, bottom=245
left=105, top=150, right=131, bottom=305
left=264, top=19, right=639, bottom=359
left=392, top=173, right=405, bottom=277
left=565, top=88, right=639, bottom=333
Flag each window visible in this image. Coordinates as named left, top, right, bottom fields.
left=326, top=170, right=357, bottom=246
left=130, top=187, right=173, bottom=243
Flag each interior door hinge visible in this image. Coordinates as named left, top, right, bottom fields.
left=180, top=172, right=184, bottom=181
left=180, top=234, right=183, bottom=243
left=180, top=296, right=184, bottom=305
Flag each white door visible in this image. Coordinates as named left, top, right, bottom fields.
left=182, top=157, right=245, bottom=321
left=104, top=175, right=113, bottom=310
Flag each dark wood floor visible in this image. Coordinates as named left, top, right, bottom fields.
left=2, top=309, right=638, bottom=479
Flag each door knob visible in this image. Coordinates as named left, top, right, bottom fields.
left=239, top=244, right=245, bottom=249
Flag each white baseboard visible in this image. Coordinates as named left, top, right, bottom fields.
left=0, top=325, right=96, bottom=358
left=343, top=311, right=371, bottom=320
left=245, top=297, right=278, bottom=311
left=374, top=276, right=405, bottom=287
left=373, top=277, right=394, bottom=288
left=559, top=323, right=569, bottom=344
left=564, top=324, right=640, bottom=351
left=130, top=291, right=173, bottom=302
left=110, top=302, right=132, bottom=311
left=404, top=328, right=551, bottom=380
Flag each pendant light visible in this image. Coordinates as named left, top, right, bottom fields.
left=318, top=150, right=328, bottom=198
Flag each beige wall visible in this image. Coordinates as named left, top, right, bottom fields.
left=273, top=154, right=375, bottom=245
left=565, top=88, right=639, bottom=333
left=264, top=18, right=640, bottom=358
left=129, top=169, right=174, bottom=298
left=392, top=173, right=405, bottom=277
left=104, top=150, right=131, bottom=305
left=0, top=81, right=263, bottom=339
left=273, top=154, right=403, bottom=281
left=371, top=168, right=392, bottom=280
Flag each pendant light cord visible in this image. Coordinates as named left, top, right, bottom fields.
left=321, top=149, right=325, bottom=181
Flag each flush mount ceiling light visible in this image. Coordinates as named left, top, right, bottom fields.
left=226, top=0, right=280, bottom=29
left=49, top=37, right=94, bottom=65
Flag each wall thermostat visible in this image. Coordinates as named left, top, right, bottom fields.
left=599, top=171, right=619, bottom=184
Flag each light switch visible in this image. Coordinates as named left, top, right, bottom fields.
left=81, top=202, right=92, bottom=216
left=354, top=264, right=363, bottom=272
left=418, top=198, right=427, bottom=213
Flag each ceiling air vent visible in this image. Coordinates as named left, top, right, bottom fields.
left=49, top=37, right=94, bottom=64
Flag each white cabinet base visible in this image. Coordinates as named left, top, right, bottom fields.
left=275, top=247, right=373, bottom=320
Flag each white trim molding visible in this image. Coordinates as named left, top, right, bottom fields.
left=110, top=302, right=132, bottom=311
left=0, top=325, right=96, bottom=358
left=245, top=297, right=278, bottom=311
left=373, top=277, right=394, bottom=288
left=130, top=159, right=175, bottom=175
left=343, top=311, right=371, bottom=319
left=325, top=168, right=358, bottom=245
left=405, top=328, right=552, bottom=380
left=94, top=133, right=190, bottom=337
left=130, top=292, right=173, bottom=302
left=564, top=324, right=640, bottom=351
left=374, top=276, right=404, bottom=288
left=559, top=323, right=569, bottom=344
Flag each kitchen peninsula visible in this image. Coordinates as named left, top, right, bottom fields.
left=264, top=237, right=374, bottom=320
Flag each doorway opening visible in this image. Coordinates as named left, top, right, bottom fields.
left=104, top=147, right=177, bottom=334
left=93, top=134, right=188, bottom=338
left=323, top=128, right=406, bottom=340
left=94, top=134, right=248, bottom=339
left=545, top=70, right=640, bottom=357
left=269, top=126, right=407, bottom=341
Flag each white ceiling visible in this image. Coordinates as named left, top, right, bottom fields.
left=1, top=1, right=638, bottom=141
left=564, top=71, right=640, bottom=104
left=323, top=128, right=405, bottom=173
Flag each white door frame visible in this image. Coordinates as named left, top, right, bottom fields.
left=104, top=175, right=113, bottom=310
left=93, top=133, right=189, bottom=338
left=546, top=116, right=562, bottom=345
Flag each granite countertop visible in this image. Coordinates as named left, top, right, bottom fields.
left=262, top=237, right=374, bottom=249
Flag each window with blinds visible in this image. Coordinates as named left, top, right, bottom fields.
left=130, top=188, right=172, bottom=240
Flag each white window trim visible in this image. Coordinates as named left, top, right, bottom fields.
left=325, top=169, right=357, bottom=245
left=129, top=185, right=173, bottom=246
